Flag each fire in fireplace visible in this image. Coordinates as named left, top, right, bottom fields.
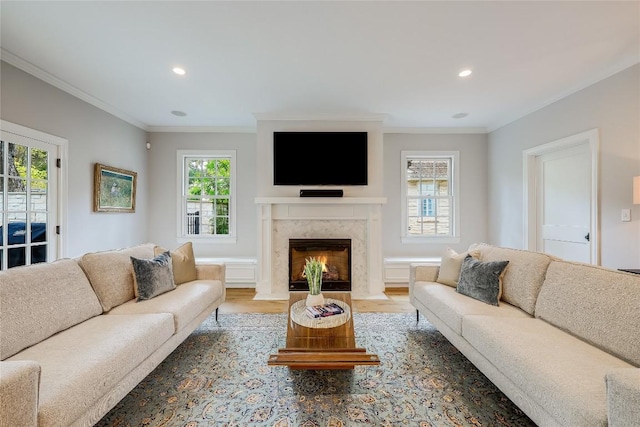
left=288, top=238, right=351, bottom=291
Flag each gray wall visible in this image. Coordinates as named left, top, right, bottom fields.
left=382, top=133, right=489, bottom=257
left=1, top=62, right=149, bottom=257
left=6, top=58, right=636, bottom=267
left=147, top=132, right=257, bottom=258
left=148, top=131, right=489, bottom=261
left=488, top=64, right=640, bottom=269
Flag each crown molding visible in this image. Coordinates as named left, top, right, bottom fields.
left=148, top=125, right=488, bottom=134
left=1, top=49, right=148, bottom=131
left=147, top=126, right=257, bottom=133
left=253, top=113, right=388, bottom=122
left=4, top=46, right=636, bottom=135
left=383, top=127, right=487, bottom=134
left=488, top=59, right=640, bottom=133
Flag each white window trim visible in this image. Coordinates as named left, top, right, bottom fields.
left=400, top=150, right=460, bottom=244
left=176, top=149, right=237, bottom=244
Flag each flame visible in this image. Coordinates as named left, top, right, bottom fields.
left=318, top=255, right=328, bottom=272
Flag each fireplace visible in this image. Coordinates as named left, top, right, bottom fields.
left=288, top=238, right=351, bottom=291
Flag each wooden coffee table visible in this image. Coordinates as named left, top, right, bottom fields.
left=267, top=292, right=380, bottom=370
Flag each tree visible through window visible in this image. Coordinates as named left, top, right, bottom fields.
left=183, top=156, right=231, bottom=236
left=405, top=155, right=454, bottom=237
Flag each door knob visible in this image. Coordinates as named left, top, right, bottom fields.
left=585, top=233, right=590, bottom=242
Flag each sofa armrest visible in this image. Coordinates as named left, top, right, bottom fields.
left=195, top=263, right=225, bottom=282
left=606, top=368, right=640, bottom=427
left=409, top=263, right=440, bottom=302
left=0, top=360, right=41, bottom=427
left=409, top=263, right=439, bottom=283
left=195, top=263, right=226, bottom=303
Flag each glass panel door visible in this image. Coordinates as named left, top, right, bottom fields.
left=0, top=133, right=58, bottom=270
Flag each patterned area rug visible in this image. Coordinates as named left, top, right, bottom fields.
left=96, top=313, right=535, bottom=426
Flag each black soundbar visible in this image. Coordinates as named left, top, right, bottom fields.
left=300, top=189, right=344, bottom=198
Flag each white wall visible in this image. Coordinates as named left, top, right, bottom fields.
left=488, top=64, right=640, bottom=269
left=255, top=118, right=384, bottom=197
left=382, top=133, right=489, bottom=257
left=146, top=132, right=257, bottom=258
left=0, top=62, right=149, bottom=257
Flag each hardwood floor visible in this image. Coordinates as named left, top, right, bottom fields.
left=218, top=287, right=414, bottom=314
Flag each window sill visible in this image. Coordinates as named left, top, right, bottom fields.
left=401, top=236, right=461, bottom=244
left=177, top=236, right=237, bottom=245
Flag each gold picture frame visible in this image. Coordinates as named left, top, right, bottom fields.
left=93, top=163, right=137, bottom=213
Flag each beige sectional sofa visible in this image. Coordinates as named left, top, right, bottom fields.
left=0, top=243, right=225, bottom=427
left=410, top=243, right=640, bottom=427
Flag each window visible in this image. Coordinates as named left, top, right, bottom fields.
left=401, top=151, right=459, bottom=243
left=177, top=150, right=236, bottom=242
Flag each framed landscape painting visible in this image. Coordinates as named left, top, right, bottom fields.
left=93, top=163, right=137, bottom=213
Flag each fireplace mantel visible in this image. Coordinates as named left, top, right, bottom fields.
left=254, top=197, right=387, bottom=300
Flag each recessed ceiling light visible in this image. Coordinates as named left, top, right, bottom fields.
left=458, top=69, right=472, bottom=77
left=172, top=67, right=186, bottom=76
left=452, top=113, right=468, bottom=119
left=171, top=110, right=187, bottom=117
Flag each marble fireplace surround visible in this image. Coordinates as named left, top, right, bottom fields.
left=254, top=197, right=387, bottom=300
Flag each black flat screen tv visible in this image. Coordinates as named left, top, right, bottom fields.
left=273, top=131, right=368, bottom=186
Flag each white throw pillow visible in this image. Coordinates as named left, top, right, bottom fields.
left=436, top=247, right=480, bottom=287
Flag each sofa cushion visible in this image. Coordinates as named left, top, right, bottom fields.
left=462, top=315, right=634, bottom=427
left=131, top=251, right=176, bottom=301
left=436, top=247, right=480, bottom=287
left=474, top=243, right=553, bottom=315
left=108, top=280, right=224, bottom=332
left=535, top=261, right=640, bottom=367
left=412, top=281, right=529, bottom=335
left=7, top=313, right=174, bottom=427
left=79, top=243, right=155, bottom=311
left=154, top=242, right=197, bottom=285
left=0, top=259, right=102, bottom=360
left=456, top=255, right=508, bottom=306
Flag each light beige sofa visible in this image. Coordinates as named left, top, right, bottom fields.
left=0, top=243, right=225, bottom=427
left=410, top=243, right=640, bottom=427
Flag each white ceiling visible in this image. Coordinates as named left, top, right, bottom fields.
left=1, top=1, right=638, bottom=132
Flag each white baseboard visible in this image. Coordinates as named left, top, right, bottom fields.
left=384, top=283, right=409, bottom=288
left=225, top=282, right=256, bottom=289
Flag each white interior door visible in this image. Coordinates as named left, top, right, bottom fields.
left=536, top=144, right=591, bottom=263
left=0, top=122, right=64, bottom=270
left=523, top=129, right=598, bottom=264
